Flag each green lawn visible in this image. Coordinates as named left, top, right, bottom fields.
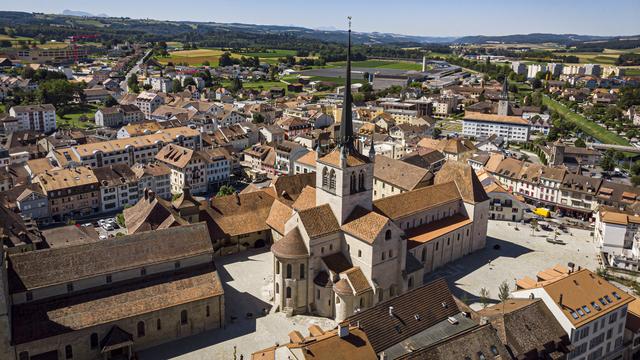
left=328, top=60, right=422, bottom=71
left=0, top=104, right=6, bottom=114
left=625, top=68, right=640, bottom=76
left=57, top=104, right=99, bottom=130
left=542, top=96, right=630, bottom=146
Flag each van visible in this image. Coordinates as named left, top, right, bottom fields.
left=533, top=208, right=551, bottom=218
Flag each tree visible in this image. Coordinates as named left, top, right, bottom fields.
left=172, top=79, right=183, bottom=93
left=498, top=281, right=510, bottom=314
left=252, top=113, right=265, bottom=124
left=127, top=74, right=139, bottom=93
left=183, top=77, right=196, bottom=87
left=632, top=176, right=640, bottom=187
left=104, top=96, right=118, bottom=107
left=202, top=60, right=210, bottom=67
left=479, top=288, right=490, bottom=309
left=230, top=77, right=243, bottom=92
left=5, top=28, right=16, bottom=38
left=0, top=40, right=11, bottom=48
left=530, top=218, right=538, bottom=236
left=36, top=79, right=79, bottom=110
left=218, top=52, right=235, bottom=67
left=574, top=138, right=586, bottom=148
left=216, top=185, right=236, bottom=197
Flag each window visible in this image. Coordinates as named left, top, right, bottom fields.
left=317, top=289, right=320, bottom=299
left=408, top=277, right=414, bottom=289
left=300, top=264, right=305, bottom=279
left=276, top=261, right=280, bottom=274
left=385, top=230, right=391, bottom=240
left=490, top=345, right=499, bottom=356
left=388, top=250, right=393, bottom=258
left=67, top=283, right=74, bottom=293
left=157, top=319, right=162, bottom=330
left=286, top=287, right=292, bottom=299
left=206, top=305, right=210, bottom=317
left=609, top=311, right=618, bottom=323
left=141, top=267, right=147, bottom=276
left=65, top=345, right=73, bottom=359
left=382, top=252, right=386, bottom=261
left=358, top=171, right=365, bottom=191
left=286, top=264, right=292, bottom=279
left=276, top=283, right=279, bottom=294
left=329, top=169, right=336, bottom=190
left=137, top=321, right=145, bottom=337
left=26, top=291, right=32, bottom=302
left=378, top=290, right=384, bottom=302
left=358, top=250, right=362, bottom=257
left=436, top=242, right=439, bottom=251
left=421, top=249, right=426, bottom=262
left=106, top=275, right=112, bottom=283
left=90, top=333, right=98, bottom=349
left=181, top=310, right=188, bottom=325
left=350, top=172, right=356, bottom=194
left=19, top=352, right=28, bottom=360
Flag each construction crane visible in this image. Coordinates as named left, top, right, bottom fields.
left=68, top=34, right=98, bottom=63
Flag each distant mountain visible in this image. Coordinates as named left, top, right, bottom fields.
left=453, top=33, right=612, bottom=45
left=61, top=10, right=108, bottom=18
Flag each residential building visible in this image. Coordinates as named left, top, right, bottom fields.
left=2, top=224, right=224, bottom=360
left=594, top=207, right=640, bottom=271
left=95, top=104, right=144, bottom=127
left=155, top=144, right=208, bottom=195
left=558, top=173, right=602, bottom=220
left=93, top=164, right=139, bottom=212
left=527, top=64, right=548, bottom=79
left=0, top=202, right=43, bottom=254
left=477, top=169, right=527, bottom=222
left=70, top=127, right=201, bottom=168
left=199, top=147, right=231, bottom=191
left=131, top=161, right=172, bottom=200
left=135, top=91, right=164, bottom=119
left=34, top=166, right=100, bottom=221
left=511, top=61, right=527, bottom=75
left=274, top=140, right=309, bottom=175
left=463, top=112, right=530, bottom=143
left=83, top=87, right=113, bottom=104
left=116, top=121, right=164, bottom=139
left=293, top=150, right=317, bottom=175
left=277, top=117, right=313, bottom=139
left=9, top=104, right=57, bottom=133
left=513, top=268, right=633, bottom=360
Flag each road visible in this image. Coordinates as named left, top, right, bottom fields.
left=121, top=49, right=153, bottom=90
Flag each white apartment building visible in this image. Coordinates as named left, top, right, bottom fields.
left=9, top=104, right=57, bottom=133
left=547, top=63, right=564, bottom=77
left=146, top=77, right=173, bottom=93
left=155, top=144, right=208, bottom=195
left=527, top=64, right=547, bottom=79
left=199, top=148, right=231, bottom=191
left=511, top=61, right=527, bottom=75
left=70, top=127, right=201, bottom=168
left=462, top=112, right=530, bottom=142
left=594, top=208, right=640, bottom=271
left=134, top=91, right=164, bottom=119
left=513, top=269, right=632, bottom=360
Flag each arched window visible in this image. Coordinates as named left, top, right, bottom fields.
left=286, top=286, right=292, bottom=299
left=329, top=169, right=336, bottom=190
left=286, top=264, right=292, bottom=279
left=181, top=310, right=188, bottom=325
left=322, top=167, right=329, bottom=187
left=90, top=333, right=98, bottom=349
left=350, top=172, right=356, bottom=194
left=421, top=248, right=426, bottom=262
left=276, top=261, right=280, bottom=274
left=65, top=345, right=73, bottom=359
left=408, top=276, right=414, bottom=289
left=206, top=305, right=210, bottom=317
left=378, top=290, right=384, bottom=303
left=276, top=282, right=279, bottom=294
left=137, top=321, right=145, bottom=337
left=157, top=319, right=162, bottom=330
left=385, top=230, right=392, bottom=240
left=300, top=264, right=305, bottom=279
left=359, top=297, right=365, bottom=308
left=358, top=171, right=365, bottom=191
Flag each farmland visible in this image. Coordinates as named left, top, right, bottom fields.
left=156, top=48, right=307, bottom=66
left=327, top=59, right=422, bottom=71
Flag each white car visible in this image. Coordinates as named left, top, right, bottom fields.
left=81, top=223, right=92, bottom=227
left=102, top=223, right=115, bottom=231
left=99, top=235, right=108, bottom=240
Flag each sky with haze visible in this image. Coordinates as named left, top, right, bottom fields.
left=4, top=0, right=640, bottom=37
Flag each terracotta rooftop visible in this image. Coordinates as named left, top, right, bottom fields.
left=373, top=182, right=461, bottom=221
left=374, top=155, right=431, bottom=191
left=36, top=166, right=98, bottom=192
left=203, top=190, right=274, bottom=238
left=434, top=161, right=489, bottom=204
left=271, top=227, right=309, bottom=259
left=342, top=206, right=391, bottom=244
left=405, top=214, right=472, bottom=249
left=464, top=111, right=529, bottom=125
left=298, top=204, right=341, bottom=239
left=318, top=148, right=371, bottom=168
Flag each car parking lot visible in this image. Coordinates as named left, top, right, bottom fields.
left=79, top=216, right=127, bottom=239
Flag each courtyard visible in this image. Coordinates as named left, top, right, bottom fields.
left=139, top=219, right=598, bottom=358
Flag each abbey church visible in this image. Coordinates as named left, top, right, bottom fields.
left=267, top=25, right=490, bottom=321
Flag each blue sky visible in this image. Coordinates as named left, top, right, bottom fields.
left=5, top=0, right=640, bottom=37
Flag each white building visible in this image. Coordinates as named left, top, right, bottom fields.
left=595, top=208, right=640, bottom=270
left=155, top=144, right=208, bottom=195
left=527, top=64, right=547, bottom=79
left=513, top=269, right=632, bottom=360
left=131, top=161, right=172, bottom=200
left=93, top=164, right=139, bottom=212
left=511, top=61, right=527, bottom=75
left=9, top=104, right=57, bottom=133
left=462, top=112, right=530, bottom=142
left=134, top=91, right=164, bottom=119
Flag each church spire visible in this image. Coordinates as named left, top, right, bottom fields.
left=500, top=78, right=509, bottom=100
left=339, top=16, right=355, bottom=156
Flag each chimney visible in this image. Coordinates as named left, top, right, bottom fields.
left=148, top=190, right=155, bottom=201
left=144, top=188, right=149, bottom=200
left=338, top=325, right=349, bottom=338
left=568, top=262, right=575, bottom=273
left=388, top=306, right=394, bottom=317
left=234, top=191, right=240, bottom=205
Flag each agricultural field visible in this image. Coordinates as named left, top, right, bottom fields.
left=553, top=48, right=640, bottom=65
left=156, top=48, right=312, bottom=66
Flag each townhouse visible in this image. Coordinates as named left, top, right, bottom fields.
left=34, top=166, right=100, bottom=221
left=274, top=140, right=308, bottom=175
left=594, top=207, right=640, bottom=271
left=93, top=164, right=139, bottom=212
left=95, top=104, right=144, bottom=127
left=134, top=91, right=164, bottom=119
left=131, top=161, right=172, bottom=200
left=155, top=144, right=208, bottom=195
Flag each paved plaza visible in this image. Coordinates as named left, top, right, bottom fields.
left=140, top=219, right=598, bottom=358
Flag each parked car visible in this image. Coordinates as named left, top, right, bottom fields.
left=102, top=223, right=115, bottom=231
left=81, top=223, right=92, bottom=227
